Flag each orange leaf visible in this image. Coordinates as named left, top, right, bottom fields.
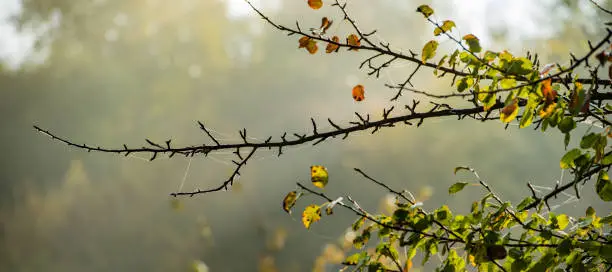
left=500, top=99, right=519, bottom=123
left=347, top=34, right=360, bottom=51
left=326, top=36, right=340, bottom=53
left=298, top=36, right=310, bottom=48
left=305, top=40, right=318, bottom=54
left=541, top=78, right=556, bottom=103
left=320, top=17, right=332, bottom=34
left=298, top=36, right=318, bottom=54
left=352, top=84, right=365, bottom=101
left=307, top=0, right=323, bottom=9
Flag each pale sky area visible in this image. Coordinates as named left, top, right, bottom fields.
left=0, top=0, right=34, bottom=69
left=0, top=0, right=603, bottom=69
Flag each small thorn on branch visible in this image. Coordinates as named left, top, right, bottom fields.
left=383, top=106, right=395, bottom=119
left=313, top=136, right=328, bottom=146
left=328, top=118, right=342, bottom=130
left=239, top=128, right=248, bottom=143
left=234, top=147, right=244, bottom=160
left=198, top=121, right=221, bottom=146
left=145, top=139, right=162, bottom=148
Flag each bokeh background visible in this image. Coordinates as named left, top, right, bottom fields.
left=0, top=0, right=610, bottom=271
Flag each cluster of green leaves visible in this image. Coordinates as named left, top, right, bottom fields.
left=283, top=166, right=612, bottom=271
left=417, top=4, right=612, bottom=205
left=280, top=3, right=612, bottom=271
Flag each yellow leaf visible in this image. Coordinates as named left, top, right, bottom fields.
left=416, top=5, right=434, bottom=18
left=421, top=40, right=439, bottom=63
left=539, top=102, right=556, bottom=118
left=282, top=191, right=299, bottom=214
left=311, top=165, right=329, bottom=188
left=434, top=20, right=455, bottom=36
left=302, top=204, right=322, bottom=229
left=500, top=99, right=519, bottom=123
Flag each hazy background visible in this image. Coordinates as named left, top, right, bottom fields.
left=0, top=0, right=610, bottom=271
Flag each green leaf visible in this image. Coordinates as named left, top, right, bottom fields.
left=434, top=55, right=448, bottom=76
left=580, top=133, right=599, bottom=149
left=574, top=154, right=591, bottom=168
left=483, top=50, right=498, bottom=63
left=596, top=170, right=612, bottom=201
left=586, top=206, right=596, bottom=217
left=504, top=57, right=533, bottom=75
left=462, top=34, right=481, bottom=53
left=459, top=51, right=477, bottom=64
left=376, top=243, right=399, bottom=259
left=353, top=227, right=371, bottom=249
left=516, top=196, right=535, bottom=211
left=556, top=239, right=573, bottom=257
left=603, top=153, right=612, bottom=165
left=352, top=216, right=366, bottom=231
left=558, top=117, right=576, bottom=133
left=392, top=209, right=410, bottom=224
left=600, top=244, right=612, bottom=262
left=421, top=40, right=439, bottom=63
left=416, top=5, right=434, bottom=18
left=560, top=148, right=581, bottom=169
left=413, top=216, right=432, bottom=231
left=486, top=245, right=507, bottom=260
left=601, top=214, right=612, bottom=225
left=434, top=205, right=452, bottom=223
left=456, top=77, right=473, bottom=92
left=367, top=263, right=383, bottom=272
left=448, top=49, right=460, bottom=66
left=453, top=166, right=471, bottom=174
left=449, top=182, right=469, bottom=194
left=519, top=105, right=535, bottom=128
left=344, top=253, right=362, bottom=265
left=420, top=239, right=435, bottom=265
left=434, top=20, right=456, bottom=36
left=569, top=83, right=587, bottom=115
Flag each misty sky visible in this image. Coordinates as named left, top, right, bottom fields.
left=0, top=0, right=603, bottom=69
